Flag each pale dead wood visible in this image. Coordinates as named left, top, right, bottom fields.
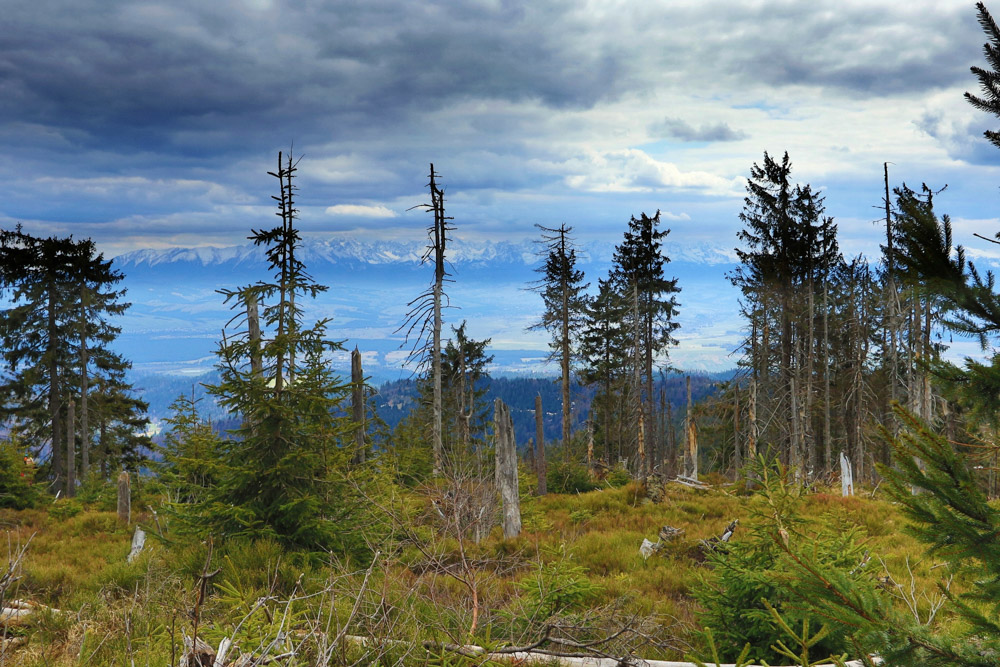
left=341, top=633, right=875, bottom=667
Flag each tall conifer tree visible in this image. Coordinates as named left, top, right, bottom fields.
left=610, top=211, right=680, bottom=469
left=530, top=223, right=588, bottom=456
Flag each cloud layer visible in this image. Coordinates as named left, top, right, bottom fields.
left=4, top=0, right=1000, bottom=370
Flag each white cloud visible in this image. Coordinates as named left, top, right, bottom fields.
left=325, top=204, right=398, bottom=218
left=563, top=149, right=743, bottom=196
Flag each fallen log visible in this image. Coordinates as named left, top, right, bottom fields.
left=180, top=633, right=295, bottom=667
left=0, top=599, right=61, bottom=627
left=0, top=636, right=26, bottom=651
left=671, top=476, right=709, bottom=489
left=342, top=634, right=877, bottom=667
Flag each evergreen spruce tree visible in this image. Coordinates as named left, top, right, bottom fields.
left=0, top=228, right=78, bottom=486
left=777, top=9, right=1000, bottom=656
left=440, top=321, right=494, bottom=455
left=579, top=277, right=631, bottom=464
left=966, top=2, right=1000, bottom=151
left=610, top=211, right=680, bottom=471
left=393, top=322, right=493, bottom=477
left=179, top=153, right=362, bottom=553
left=0, top=228, right=145, bottom=491
left=730, top=153, right=839, bottom=475
left=156, top=393, right=224, bottom=504
left=529, top=223, right=589, bottom=456
left=779, top=409, right=1000, bottom=666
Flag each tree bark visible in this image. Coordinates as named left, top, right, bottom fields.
left=351, top=347, right=366, bottom=464
left=733, top=389, right=741, bottom=473
left=430, top=165, right=445, bottom=476
left=560, top=231, right=572, bottom=460
left=117, top=469, right=130, bottom=524
left=80, top=286, right=90, bottom=482
left=632, top=283, right=645, bottom=476
left=823, top=285, right=831, bottom=474
left=247, top=292, right=262, bottom=378
left=685, top=376, right=697, bottom=479
left=494, top=399, right=521, bottom=538
left=65, top=397, right=75, bottom=497
left=48, top=285, right=63, bottom=488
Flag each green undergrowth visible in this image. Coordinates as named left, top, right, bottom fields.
left=0, top=477, right=952, bottom=666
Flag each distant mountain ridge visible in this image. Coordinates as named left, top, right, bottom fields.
left=114, top=236, right=739, bottom=270
left=109, top=233, right=745, bottom=376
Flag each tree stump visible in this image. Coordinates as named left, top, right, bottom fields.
left=117, top=470, right=130, bottom=524
left=494, top=399, right=521, bottom=538
left=840, top=451, right=854, bottom=496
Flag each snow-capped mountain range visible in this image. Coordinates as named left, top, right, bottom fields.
left=110, top=235, right=744, bottom=378
left=115, top=237, right=739, bottom=271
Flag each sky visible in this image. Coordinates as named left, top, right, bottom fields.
left=4, top=0, right=1000, bottom=371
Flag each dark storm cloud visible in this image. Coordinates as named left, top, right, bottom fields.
left=652, top=117, right=747, bottom=143
left=1, top=0, right=980, bottom=161
left=0, top=0, right=993, bottom=250
left=0, top=0, right=632, bottom=159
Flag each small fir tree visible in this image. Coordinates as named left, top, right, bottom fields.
left=177, top=153, right=363, bottom=553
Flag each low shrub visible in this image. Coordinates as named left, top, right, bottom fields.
left=0, top=439, right=42, bottom=509
left=546, top=461, right=598, bottom=494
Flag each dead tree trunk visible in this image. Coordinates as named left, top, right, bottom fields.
left=65, top=397, right=76, bottom=497
left=685, top=376, right=697, bottom=479
left=665, top=400, right=676, bottom=476
left=430, top=165, right=447, bottom=476
left=632, top=283, right=645, bottom=476
left=733, top=389, right=741, bottom=473
left=535, top=395, right=547, bottom=496
left=79, top=288, right=90, bottom=482
left=823, top=285, right=832, bottom=474
left=351, top=347, right=366, bottom=464
left=560, top=232, right=572, bottom=461
left=747, top=375, right=758, bottom=488
left=117, top=470, right=131, bottom=524
left=840, top=451, right=854, bottom=496
left=247, top=292, right=262, bottom=377
left=494, top=399, right=521, bottom=538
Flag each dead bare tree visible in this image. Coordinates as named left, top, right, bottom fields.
left=351, top=347, right=367, bottom=465
left=398, top=164, right=454, bottom=476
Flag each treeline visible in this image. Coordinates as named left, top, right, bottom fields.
left=375, top=374, right=719, bottom=451
left=689, top=155, right=958, bottom=485
left=0, top=227, right=150, bottom=497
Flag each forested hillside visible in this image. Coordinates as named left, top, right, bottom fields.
left=7, top=2, right=1000, bottom=665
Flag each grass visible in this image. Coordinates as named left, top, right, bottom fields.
left=0, top=476, right=957, bottom=666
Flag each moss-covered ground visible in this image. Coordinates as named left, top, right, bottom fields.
left=0, top=479, right=952, bottom=665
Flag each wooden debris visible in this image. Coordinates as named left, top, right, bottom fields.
left=671, top=475, right=708, bottom=489
left=181, top=634, right=215, bottom=667
left=640, top=525, right=685, bottom=560
left=0, top=636, right=26, bottom=652
left=342, top=633, right=875, bottom=667
left=179, top=634, right=294, bottom=667
left=699, top=519, right=739, bottom=554
left=127, top=526, right=146, bottom=563
left=658, top=525, right=684, bottom=542
left=0, top=599, right=62, bottom=627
